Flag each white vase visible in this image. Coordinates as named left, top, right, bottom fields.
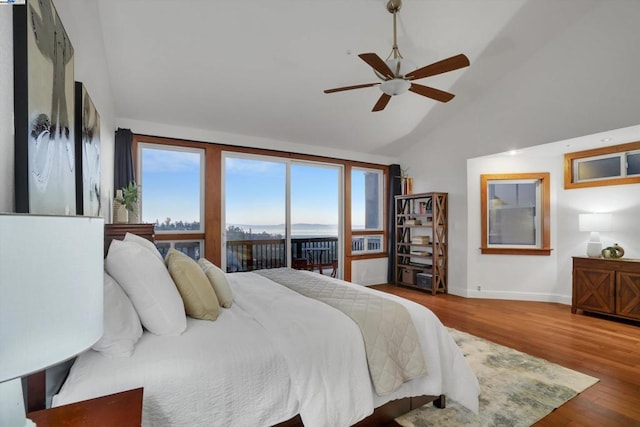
left=113, top=200, right=128, bottom=224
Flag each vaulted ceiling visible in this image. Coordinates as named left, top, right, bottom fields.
left=92, top=0, right=640, bottom=158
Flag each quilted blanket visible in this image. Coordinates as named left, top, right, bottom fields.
left=255, top=268, right=428, bottom=395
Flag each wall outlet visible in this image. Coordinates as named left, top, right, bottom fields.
left=476, top=285, right=481, bottom=291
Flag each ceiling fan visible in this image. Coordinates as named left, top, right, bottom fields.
left=324, top=0, right=470, bottom=112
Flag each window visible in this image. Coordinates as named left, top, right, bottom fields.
left=156, top=240, right=204, bottom=260
left=133, top=134, right=389, bottom=281
left=565, top=141, right=640, bottom=188
left=480, top=173, right=551, bottom=255
left=223, top=153, right=343, bottom=274
left=351, top=167, right=384, bottom=254
left=138, top=143, right=205, bottom=260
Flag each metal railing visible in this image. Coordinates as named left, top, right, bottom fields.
left=226, top=237, right=339, bottom=272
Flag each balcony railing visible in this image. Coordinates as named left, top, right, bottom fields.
left=227, top=237, right=339, bottom=273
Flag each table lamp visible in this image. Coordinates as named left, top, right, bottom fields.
left=0, top=214, right=103, bottom=427
left=578, top=213, right=612, bottom=257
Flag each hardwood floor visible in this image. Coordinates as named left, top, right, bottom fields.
left=372, top=285, right=640, bottom=427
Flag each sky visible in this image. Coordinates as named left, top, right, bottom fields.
left=140, top=147, right=369, bottom=228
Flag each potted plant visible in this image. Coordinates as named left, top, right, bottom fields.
left=116, top=181, right=139, bottom=223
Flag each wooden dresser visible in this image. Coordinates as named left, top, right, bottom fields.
left=104, top=223, right=155, bottom=255
left=572, top=256, right=640, bottom=321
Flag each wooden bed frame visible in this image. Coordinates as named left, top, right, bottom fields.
left=26, top=224, right=446, bottom=425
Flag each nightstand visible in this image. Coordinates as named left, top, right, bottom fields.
left=27, top=388, right=143, bottom=427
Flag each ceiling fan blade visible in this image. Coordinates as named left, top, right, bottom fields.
left=372, top=93, right=392, bottom=112
left=324, top=82, right=380, bottom=94
left=409, top=83, right=455, bottom=103
left=405, top=54, right=470, bottom=81
left=358, top=53, right=395, bottom=79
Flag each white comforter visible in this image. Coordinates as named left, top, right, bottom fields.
left=54, top=272, right=479, bottom=426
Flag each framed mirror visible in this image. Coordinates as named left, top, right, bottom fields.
left=480, top=173, right=551, bottom=255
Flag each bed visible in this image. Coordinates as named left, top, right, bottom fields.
left=47, top=227, right=479, bottom=426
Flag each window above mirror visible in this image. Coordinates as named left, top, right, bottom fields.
left=564, top=141, right=640, bottom=189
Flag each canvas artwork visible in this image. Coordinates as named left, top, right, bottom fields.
left=75, top=82, right=101, bottom=216
left=13, top=0, right=76, bottom=214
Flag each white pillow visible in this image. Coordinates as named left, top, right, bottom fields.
left=197, top=258, right=233, bottom=308
left=92, top=272, right=143, bottom=357
left=106, top=239, right=186, bottom=336
left=123, top=232, right=163, bottom=262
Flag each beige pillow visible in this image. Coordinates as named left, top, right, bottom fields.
left=166, top=249, right=220, bottom=321
left=198, top=258, right=233, bottom=308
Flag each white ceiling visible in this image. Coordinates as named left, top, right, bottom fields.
left=93, top=0, right=640, bottom=158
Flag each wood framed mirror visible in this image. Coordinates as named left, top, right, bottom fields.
left=480, top=173, right=551, bottom=255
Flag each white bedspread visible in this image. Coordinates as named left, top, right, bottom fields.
left=53, top=271, right=479, bottom=426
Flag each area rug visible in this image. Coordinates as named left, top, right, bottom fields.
left=395, top=329, right=599, bottom=427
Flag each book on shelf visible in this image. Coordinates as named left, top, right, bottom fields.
left=411, top=236, right=430, bottom=245
left=409, top=262, right=432, bottom=269
left=404, top=219, right=422, bottom=226
left=410, top=250, right=432, bottom=256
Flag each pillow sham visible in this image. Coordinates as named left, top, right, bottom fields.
left=165, top=249, right=220, bottom=321
left=197, top=258, right=233, bottom=308
left=92, top=271, right=143, bottom=357
left=105, top=239, right=186, bottom=336
left=123, top=232, right=163, bottom=262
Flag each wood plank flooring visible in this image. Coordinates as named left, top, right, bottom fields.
left=372, top=285, right=640, bottom=426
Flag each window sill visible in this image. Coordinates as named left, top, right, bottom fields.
left=349, top=252, right=387, bottom=260
left=480, top=247, right=553, bottom=256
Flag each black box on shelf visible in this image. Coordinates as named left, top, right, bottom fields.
left=416, top=272, right=433, bottom=289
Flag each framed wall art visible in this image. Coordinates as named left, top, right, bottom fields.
left=75, top=82, right=101, bottom=216
left=13, top=0, right=76, bottom=214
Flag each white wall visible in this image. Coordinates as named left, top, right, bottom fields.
left=54, top=0, right=116, bottom=219
left=351, top=257, right=388, bottom=286
left=118, top=118, right=397, bottom=167
left=466, top=125, right=640, bottom=303
left=398, top=1, right=640, bottom=298
left=0, top=2, right=116, bottom=217
left=466, top=150, right=561, bottom=301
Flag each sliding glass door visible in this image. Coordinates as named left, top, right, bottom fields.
left=290, top=163, right=341, bottom=277
left=223, top=156, right=286, bottom=272
left=223, top=153, right=342, bottom=276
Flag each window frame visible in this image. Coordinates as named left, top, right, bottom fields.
left=137, top=142, right=206, bottom=235
left=564, top=140, right=640, bottom=189
left=480, top=173, right=551, bottom=256
left=350, top=167, right=385, bottom=255
left=133, top=134, right=389, bottom=281
left=221, top=151, right=344, bottom=272
left=155, top=239, right=205, bottom=260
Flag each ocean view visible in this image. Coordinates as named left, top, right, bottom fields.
left=229, top=223, right=344, bottom=237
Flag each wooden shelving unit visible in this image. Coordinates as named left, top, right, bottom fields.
left=394, top=192, right=448, bottom=294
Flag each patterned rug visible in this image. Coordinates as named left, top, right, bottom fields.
left=395, top=329, right=599, bottom=427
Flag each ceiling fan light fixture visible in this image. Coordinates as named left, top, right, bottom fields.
left=380, top=78, right=410, bottom=96
left=323, top=0, right=470, bottom=111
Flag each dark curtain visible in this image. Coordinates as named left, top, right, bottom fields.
left=114, top=128, right=135, bottom=195
left=387, top=164, right=402, bottom=283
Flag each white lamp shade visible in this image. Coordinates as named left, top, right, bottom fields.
left=578, top=213, right=612, bottom=232
left=380, top=78, right=411, bottom=96
left=0, top=214, right=104, bottom=382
